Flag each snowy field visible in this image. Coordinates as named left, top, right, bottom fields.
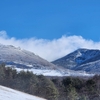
left=0, top=85, right=46, bottom=100
left=14, top=67, right=94, bottom=77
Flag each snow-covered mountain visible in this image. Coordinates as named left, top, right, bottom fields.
left=0, top=85, right=46, bottom=100
left=0, top=44, right=94, bottom=76
left=0, top=44, right=55, bottom=69
left=52, top=48, right=100, bottom=74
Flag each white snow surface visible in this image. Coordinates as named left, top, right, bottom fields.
left=0, top=85, right=46, bottom=100
left=14, top=67, right=94, bottom=77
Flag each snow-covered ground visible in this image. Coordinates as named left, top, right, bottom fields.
left=14, top=67, right=94, bottom=77
left=0, top=85, right=46, bottom=100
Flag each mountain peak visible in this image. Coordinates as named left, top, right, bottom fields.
left=0, top=43, right=56, bottom=69
left=52, top=48, right=100, bottom=74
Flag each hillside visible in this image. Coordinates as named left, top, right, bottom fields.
left=52, top=48, right=100, bottom=74
left=0, top=44, right=56, bottom=69
left=0, top=85, right=46, bottom=100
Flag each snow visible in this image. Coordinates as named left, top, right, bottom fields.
left=75, top=59, right=100, bottom=73
left=14, top=67, right=94, bottom=77
left=52, top=48, right=100, bottom=74
left=76, top=49, right=100, bottom=64
left=0, top=44, right=56, bottom=69
left=76, top=50, right=82, bottom=58
left=0, top=85, right=46, bottom=100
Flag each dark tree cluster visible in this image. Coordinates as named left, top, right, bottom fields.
left=0, top=64, right=58, bottom=100
left=0, top=64, right=100, bottom=100
left=51, top=76, right=100, bottom=100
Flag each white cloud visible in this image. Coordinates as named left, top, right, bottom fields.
left=0, top=30, right=100, bottom=61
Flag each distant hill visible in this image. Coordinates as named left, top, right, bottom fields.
left=0, top=43, right=56, bottom=69
left=52, top=48, right=100, bottom=74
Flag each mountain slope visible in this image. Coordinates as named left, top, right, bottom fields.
left=0, top=44, right=56, bottom=69
left=52, top=48, right=100, bottom=74
left=0, top=85, right=46, bottom=100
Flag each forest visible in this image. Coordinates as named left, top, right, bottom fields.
left=0, top=64, right=100, bottom=100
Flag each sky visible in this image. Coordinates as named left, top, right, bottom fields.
left=0, top=0, right=100, bottom=61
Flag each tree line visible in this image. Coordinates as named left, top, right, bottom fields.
left=0, top=64, right=100, bottom=100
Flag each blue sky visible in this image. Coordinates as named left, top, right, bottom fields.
left=1, top=0, right=100, bottom=61
left=0, top=0, right=100, bottom=41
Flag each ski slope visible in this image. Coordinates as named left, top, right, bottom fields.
left=0, top=85, right=46, bottom=100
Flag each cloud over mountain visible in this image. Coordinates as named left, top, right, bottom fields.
left=0, top=30, right=100, bottom=61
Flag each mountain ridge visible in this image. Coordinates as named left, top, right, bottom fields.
left=0, top=44, right=56, bottom=69
left=52, top=48, right=100, bottom=74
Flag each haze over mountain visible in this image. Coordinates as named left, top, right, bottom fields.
left=52, top=48, right=100, bottom=74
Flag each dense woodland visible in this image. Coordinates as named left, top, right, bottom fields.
left=0, top=64, right=100, bottom=100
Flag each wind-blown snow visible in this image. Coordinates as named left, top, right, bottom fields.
left=0, top=85, right=46, bottom=100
